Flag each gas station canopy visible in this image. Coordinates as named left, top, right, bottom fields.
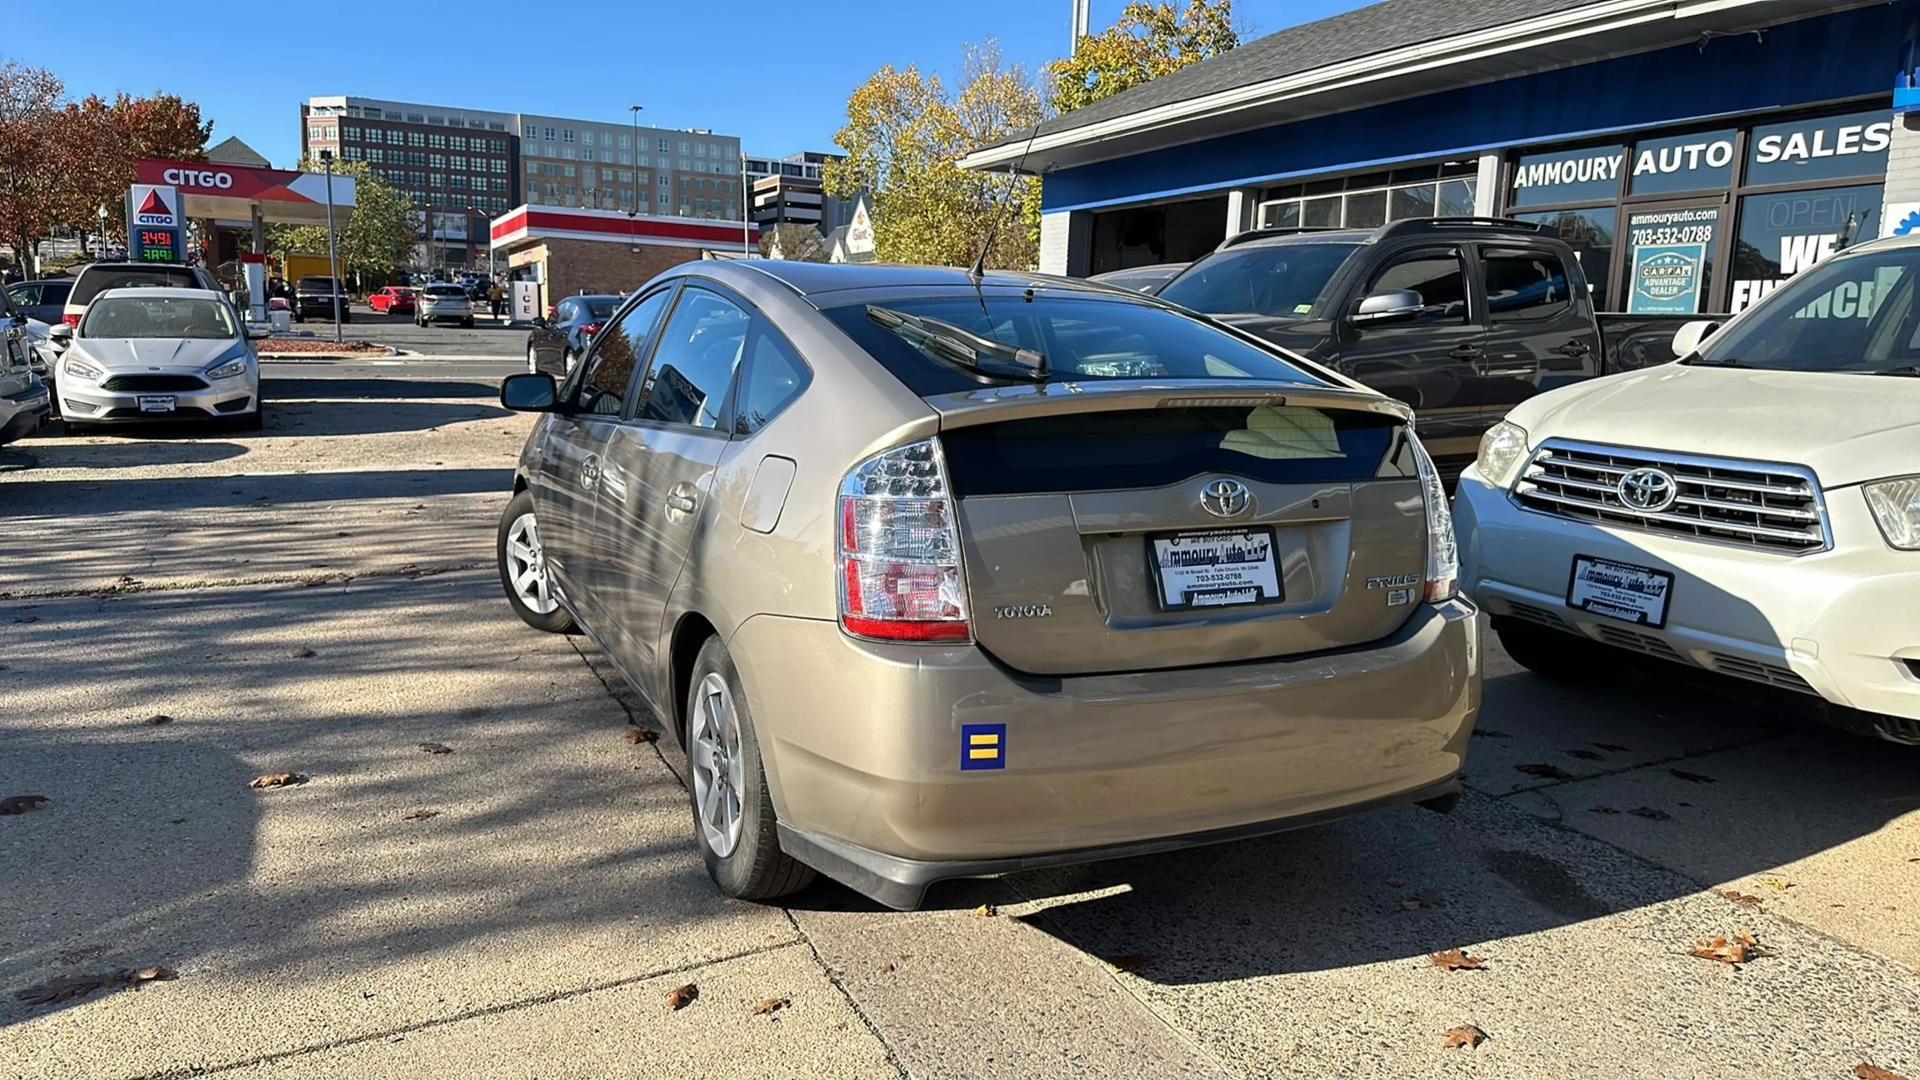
left=134, top=159, right=355, bottom=226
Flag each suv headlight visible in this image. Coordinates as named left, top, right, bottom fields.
left=63, top=356, right=102, bottom=381
left=1863, top=477, right=1920, bottom=550
left=1475, top=421, right=1530, bottom=488
left=205, top=356, right=250, bottom=380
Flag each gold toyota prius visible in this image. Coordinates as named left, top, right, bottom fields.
left=495, top=261, right=1480, bottom=909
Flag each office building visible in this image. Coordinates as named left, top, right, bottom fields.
left=517, top=115, right=741, bottom=222
left=744, top=152, right=851, bottom=234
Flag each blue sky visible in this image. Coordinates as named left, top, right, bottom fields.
left=8, top=0, right=1370, bottom=168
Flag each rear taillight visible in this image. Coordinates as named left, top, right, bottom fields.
left=61, top=314, right=80, bottom=328
left=580, top=322, right=600, bottom=337
left=836, top=437, right=971, bottom=643
left=1410, top=434, right=1458, bottom=603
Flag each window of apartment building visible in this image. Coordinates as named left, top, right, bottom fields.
left=619, top=134, right=631, bottom=149
left=562, top=165, right=576, bottom=178
left=583, top=148, right=595, bottom=162
left=409, top=151, right=427, bottom=166
left=494, top=160, right=508, bottom=174
left=489, top=122, right=505, bottom=132
left=679, top=140, right=690, bottom=154
left=406, top=113, right=424, bottom=123
left=428, top=115, right=444, bottom=125
left=366, top=147, right=384, bottom=164
left=658, top=174, right=670, bottom=187
left=342, top=125, right=360, bottom=140
left=492, top=178, right=507, bottom=193
left=695, top=143, right=706, bottom=157
left=543, top=126, right=555, bottom=140
left=562, top=146, right=576, bottom=161
left=619, top=170, right=633, bottom=183
left=658, top=137, right=669, bottom=153
left=615, top=151, right=628, bottom=165
left=599, top=168, right=613, bottom=181
left=408, top=132, right=425, bottom=147
left=307, top=124, right=327, bottom=141
left=449, top=155, right=465, bottom=170
left=538, top=163, right=553, bottom=176
left=565, top=185, right=576, bottom=198
left=563, top=128, right=575, bottom=142
left=451, top=135, right=467, bottom=151
left=429, top=133, right=446, bottom=149
left=451, top=175, right=469, bottom=190
left=386, top=130, right=405, bottom=145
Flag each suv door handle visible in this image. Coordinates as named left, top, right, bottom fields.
left=664, top=482, right=699, bottom=515
left=1555, top=340, right=1592, bottom=357
left=1448, top=344, right=1483, bottom=359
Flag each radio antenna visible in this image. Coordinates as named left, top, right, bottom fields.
left=968, top=118, right=1044, bottom=282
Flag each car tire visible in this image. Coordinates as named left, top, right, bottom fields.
left=497, top=490, right=574, bottom=633
left=462, top=317, right=474, bottom=328
left=1493, top=618, right=1599, bottom=682
left=685, top=636, right=816, bottom=902
left=240, top=403, right=265, bottom=432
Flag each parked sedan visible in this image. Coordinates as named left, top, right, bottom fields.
left=368, top=286, right=417, bottom=315
left=524, top=294, right=619, bottom=376
left=49, top=287, right=265, bottom=431
left=416, top=284, right=474, bottom=327
left=1089, top=263, right=1187, bottom=294
left=493, top=261, right=1478, bottom=909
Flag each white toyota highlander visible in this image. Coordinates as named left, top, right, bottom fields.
left=1454, top=232, right=1920, bottom=745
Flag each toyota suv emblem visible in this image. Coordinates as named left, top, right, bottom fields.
left=1200, top=478, right=1252, bottom=518
left=1616, top=467, right=1678, bottom=512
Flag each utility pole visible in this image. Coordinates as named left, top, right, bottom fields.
left=740, top=149, right=751, bottom=256
left=319, top=149, right=343, bottom=343
left=1071, top=0, right=1090, bottom=54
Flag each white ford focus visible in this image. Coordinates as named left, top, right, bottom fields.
left=1454, top=233, right=1920, bottom=745
left=50, top=287, right=265, bottom=431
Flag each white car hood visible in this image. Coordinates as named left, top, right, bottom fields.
left=76, top=337, right=239, bottom=372
left=1513, top=364, right=1920, bottom=489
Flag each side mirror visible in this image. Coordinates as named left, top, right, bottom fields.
left=1351, top=289, right=1425, bottom=326
left=245, top=323, right=272, bottom=340
left=501, top=372, right=558, bottom=412
left=1670, top=319, right=1721, bottom=360
left=48, top=323, right=72, bottom=350
left=530, top=316, right=549, bottom=329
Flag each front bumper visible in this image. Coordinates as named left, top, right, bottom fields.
left=1455, top=463, right=1920, bottom=721
left=730, top=600, right=1480, bottom=908
left=60, top=371, right=258, bottom=423
left=0, top=382, right=51, bottom=443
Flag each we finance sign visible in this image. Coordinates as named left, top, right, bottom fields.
left=129, top=184, right=178, bottom=228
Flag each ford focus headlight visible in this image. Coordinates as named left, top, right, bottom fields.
left=1863, top=477, right=1920, bottom=550
left=63, top=356, right=102, bottom=381
left=205, top=356, right=250, bottom=380
left=1475, top=421, right=1530, bottom=488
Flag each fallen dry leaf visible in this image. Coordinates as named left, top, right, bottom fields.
left=1717, top=889, right=1763, bottom=909
left=1442, top=1024, right=1488, bottom=1050
left=1628, top=806, right=1671, bottom=821
left=418, top=742, right=453, bottom=755
left=624, top=728, right=659, bottom=745
left=1688, top=932, right=1769, bottom=966
left=877, top=962, right=896, bottom=975
left=290, top=647, right=317, bottom=659
left=973, top=904, right=999, bottom=918
left=143, top=714, right=173, bottom=726
left=1, top=794, right=50, bottom=816
left=1384, top=877, right=1404, bottom=888
left=248, top=773, right=308, bottom=790
left=665, top=983, right=698, bottom=1011
left=1670, top=769, right=1717, bottom=784
left=1429, top=949, right=1486, bottom=972
left=1399, top=899, right=1425, bottom=911
left=15, top=966, right=175, bottom=1006
left=1516, top=763, right=1572, bottom=780
left=1761, top=876, right=1795, bottom=891
left=402, top=809, right=440, bottom=821
left=751, top=996, right=790, bottom=1016
left=1854, top=1064, right=1911, bottom=1080
left=1105, top=954, right=1148, bottom=972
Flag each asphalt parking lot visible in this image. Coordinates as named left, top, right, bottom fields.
left=2, top=320, right=1918, bottom=1079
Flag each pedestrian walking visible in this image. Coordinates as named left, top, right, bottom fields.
left=489, top=279, right=506, bottom=318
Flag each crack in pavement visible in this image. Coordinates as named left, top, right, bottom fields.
left=1472, top=731, right=1786, bottom=800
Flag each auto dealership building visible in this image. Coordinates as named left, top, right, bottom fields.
left=963, top=0, right=1920, bottom=316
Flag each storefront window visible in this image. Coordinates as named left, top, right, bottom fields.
left=1345, top=190, right=1387, bottom=229
left=1622, top=206, right=1721, bottom=314
left=1627, top=129, right=1736, bottom=196
left=1301, top=197, right=1340, bottom=227
left=1745, top=110, right=1892, bottom=187
left=1728, top=183, right=1883, bottom=313
left=1390, top=185, right=1435, bottom=220
left=1513, top=207, right=1616, bottom=310
left=1437, top=179, right=1475, bottom=217
left=1508, top=145, right=1623, bottom=208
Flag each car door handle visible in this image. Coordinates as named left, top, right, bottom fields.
left=1448, top=344, right=1483, bottom=360
left=579, top=454, right=600, bottom=490
left=664, top=482, right=699, bottom=515
left=1555, top=340, right=1593, bottom=357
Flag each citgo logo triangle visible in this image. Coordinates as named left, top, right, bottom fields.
left=137, top=189, right=170, bottom=216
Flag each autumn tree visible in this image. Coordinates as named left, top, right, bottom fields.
left=760, top=223, right=829, bottom=262
left=268, top=159, right=417, bottom=286
left=824, top=43, right=1044, bottom=270
left=58, top=92, right=211, bottom=247
left=1048, top=0, right=1238, bottom=114
left=0, top=62, right=67, bottom=271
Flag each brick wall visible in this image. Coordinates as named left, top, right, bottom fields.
left=505, top=237, right=706, bottom=312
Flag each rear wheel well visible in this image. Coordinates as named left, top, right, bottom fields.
left=669, top=613, right=719, bottom=744
left=512, top=474, right=528, bottom=494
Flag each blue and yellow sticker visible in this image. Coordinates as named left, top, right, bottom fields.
left=960, top=723, right=1006, bottom=771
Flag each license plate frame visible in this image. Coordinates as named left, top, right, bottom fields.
left=136, top=395, right=176, bottom=414
left=1565, top=554, right=1674, bottom=628
left=1146, top=527, right=1283, bottom=612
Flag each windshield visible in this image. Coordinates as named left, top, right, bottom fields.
left=1159, top=243, right=1357, bottom=318
left=822, top=292, right=1322, bottom=396
left=72, top=267, right=200, bottom=305
left=1695, top=247, right=1920, bottom=374
left=82, top=295, right=236, bottom=340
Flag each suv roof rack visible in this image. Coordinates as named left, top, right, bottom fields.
left=1216, top=226, right=1347, bottom=251
left=1372, top=217, right=1548, bottom=239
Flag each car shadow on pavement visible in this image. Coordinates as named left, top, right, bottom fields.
left=265, top=399, right=509, bottom=438
left=13, top=439, right=249, bottom=470
left=4, top=468, right=513, bottom=515
left=265, top=377, right=504, bottom=402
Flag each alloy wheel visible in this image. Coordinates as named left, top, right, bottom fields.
left=690, top=671, right=745, bottom=858
left=503, top=512, right=557, bottom=614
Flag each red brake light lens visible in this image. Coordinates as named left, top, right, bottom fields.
left=836, top=438, right=971, bottom=643
left=61, top=314, right=80, bottom=328
left=580, top=322, right=600, bottom=337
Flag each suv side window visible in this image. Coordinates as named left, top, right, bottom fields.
left=1484, top=250, right=1572, bottom=321
left=733, top=324, right=811, bottom=436
left=572, top=288, right=671, bottom=416
left=1369, top=250, right=1469, bottom=324
left=634, top=287, right=750, bottom=430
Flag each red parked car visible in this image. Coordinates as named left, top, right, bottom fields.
left=368, top=286, right=416, bottom=315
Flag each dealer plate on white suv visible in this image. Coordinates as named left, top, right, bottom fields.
left=1566, top=555, right=1673, bottom=628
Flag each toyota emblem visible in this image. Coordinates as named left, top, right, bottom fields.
left=1199, top=478, right=1252, bottom=518
left=1616, top=467, right=1678, bottom=512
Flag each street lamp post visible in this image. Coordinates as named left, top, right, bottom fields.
left=740, top=151, right=751, bottom=256
left=319, top=149, right=343, bottom=343
left=629, top=105, right=644, bottom=254
left=94, top=204, right=107, bottom=258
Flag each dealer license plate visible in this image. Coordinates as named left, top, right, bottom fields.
left=1148, top=528, right=1282, bottom=611
left=136, top=395, right=176, bottom=414
left=1566, top=555, right=1674, bottom=628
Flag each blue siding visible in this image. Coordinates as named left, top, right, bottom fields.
left=1044, top=3, right=1909, bottom=213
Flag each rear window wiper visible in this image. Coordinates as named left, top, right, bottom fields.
left=866, top=306, right=1047, bottom=382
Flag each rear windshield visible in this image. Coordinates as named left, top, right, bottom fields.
left=72, top=266, right=201, bottom=306
left=423, top=285, right=466, bottom=297
left=297, top=277, right=341, bottom=292
left=821, top=293, right=1321, bottom=397
left=82, top=295, right=236, bottom=340
left=941, top=406, right=1405, bottom=496
left=585, top=298, right=618, bottom=317
left=1159, top=243, right=1358, bottom=319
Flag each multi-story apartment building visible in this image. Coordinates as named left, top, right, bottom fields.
left=302, top=95, right=748, bottom=271
left=302, top=97, right=517, bottom=269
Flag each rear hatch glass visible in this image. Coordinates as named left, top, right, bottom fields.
left=71, top=267, right=202, bottom=306
left=296, top=277, right=341, bottom=293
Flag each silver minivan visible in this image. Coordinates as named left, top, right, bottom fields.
left=496, top=261, right=1481, bottom=908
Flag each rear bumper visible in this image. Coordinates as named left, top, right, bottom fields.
left=730, top=599, right=1480, bottom=907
